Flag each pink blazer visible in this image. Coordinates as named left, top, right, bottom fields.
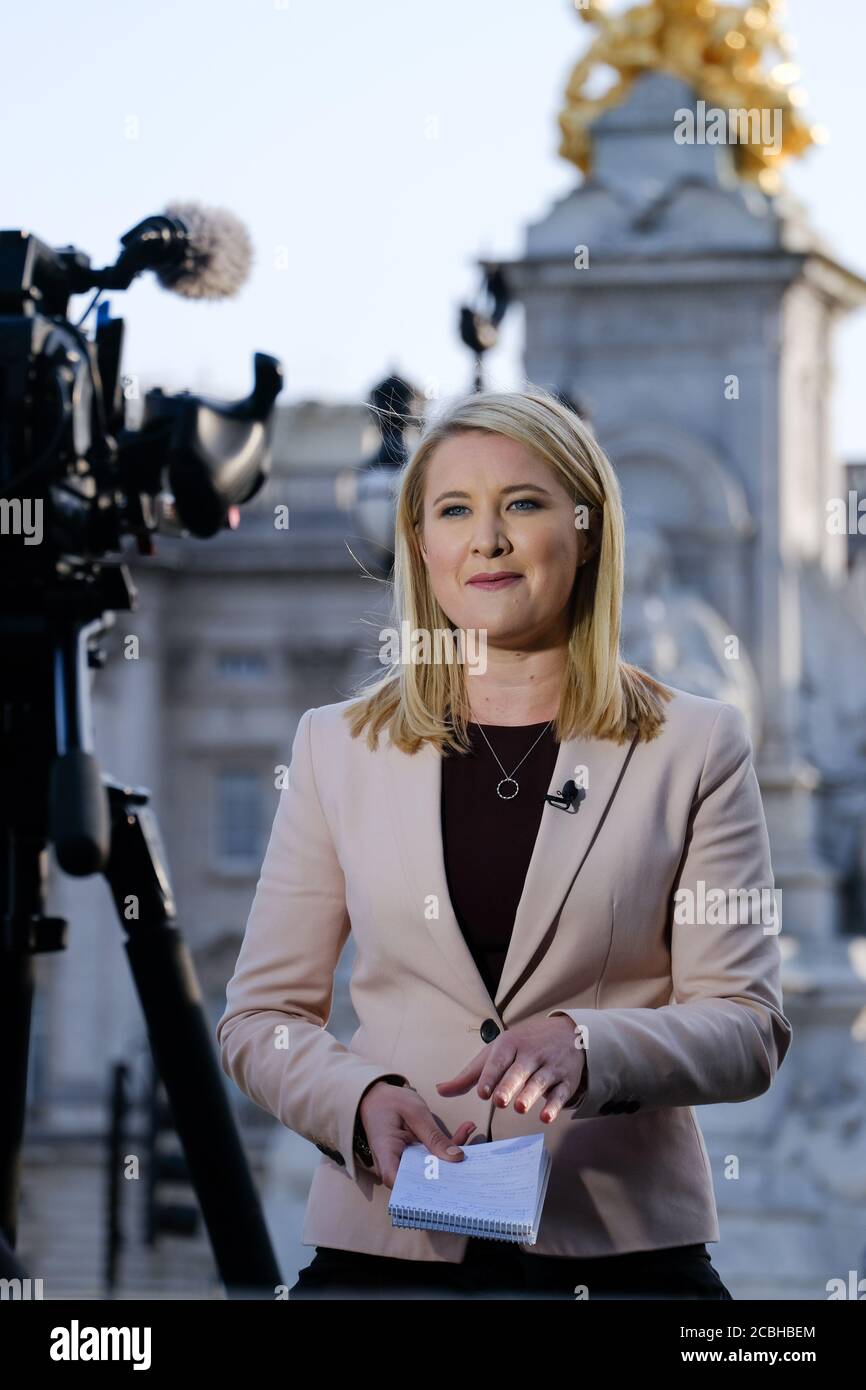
left=216, top=684, right=792, bottom=1261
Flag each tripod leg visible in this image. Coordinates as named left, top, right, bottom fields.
left=0, top=1228, right=30, bottom=1280
left=102, top=780, right=281, bottom=1297
left=0, top=944, right=35, bottom=1252
left=0, top=833, right=61, bottom=1255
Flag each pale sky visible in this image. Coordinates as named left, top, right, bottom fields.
left=3, top=0, right=864, bottom=456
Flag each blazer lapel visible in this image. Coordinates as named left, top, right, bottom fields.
left=381, top=735, right=493, bottom=1017
left=380, top=723, right=640, bottom=1021
left=494, top=727, right=640, bottom=1015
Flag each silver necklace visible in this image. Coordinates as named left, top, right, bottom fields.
left=473, top=719, right=553, bottom=800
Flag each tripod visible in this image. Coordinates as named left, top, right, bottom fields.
left=0, top=563, right=281, bottom=1297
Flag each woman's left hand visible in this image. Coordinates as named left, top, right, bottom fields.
left=435, top=1015, right=584, bottom=1123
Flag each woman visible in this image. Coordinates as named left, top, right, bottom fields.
left=216, top=387, right=792, bottom=1300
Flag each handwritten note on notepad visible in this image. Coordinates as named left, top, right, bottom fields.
left=388, top=1134, right=552, bottom=1245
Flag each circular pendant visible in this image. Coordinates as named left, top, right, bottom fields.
left=496, top=777, right=519, bottom=800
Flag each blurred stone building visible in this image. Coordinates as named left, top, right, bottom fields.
left=19, top=2, right=866, bottom=1299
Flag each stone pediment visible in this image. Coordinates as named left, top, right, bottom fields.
left=526, top=71, right=820, bottom=261
left=526, top=176, right=794, bottom=259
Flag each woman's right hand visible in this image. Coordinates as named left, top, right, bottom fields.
left=359, top=1080, right=477, bottom=1187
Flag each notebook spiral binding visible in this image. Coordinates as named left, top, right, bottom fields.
left=389, top=1206, right=531, bottom=1242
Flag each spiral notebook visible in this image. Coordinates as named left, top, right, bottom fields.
left=388, top=1134, right=551, bottom=1245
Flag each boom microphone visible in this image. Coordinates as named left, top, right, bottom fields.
left=152, top=199, right=254, bottom=299
left=66, top=199, right=255, bottom=301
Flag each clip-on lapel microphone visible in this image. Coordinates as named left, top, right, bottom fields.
left=544, top=779, right=583, bottom=814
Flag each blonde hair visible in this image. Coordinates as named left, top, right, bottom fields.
left=345, top=385, right=672, bottom=754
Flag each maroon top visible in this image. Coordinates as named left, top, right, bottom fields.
left=440, top=720, right=560, bottom=1001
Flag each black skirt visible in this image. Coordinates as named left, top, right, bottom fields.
left=289, top=1237, right=733, bottom=1301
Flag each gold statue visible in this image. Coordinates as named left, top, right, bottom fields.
left=559, top=0, right=824, bottom=192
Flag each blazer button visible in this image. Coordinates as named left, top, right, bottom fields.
left=480, top=1018, right=500, bottom=1044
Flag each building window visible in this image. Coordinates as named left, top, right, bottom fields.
left=216, top=651, right=268, bottom=680
left=215, top=769, right=266, bottom=868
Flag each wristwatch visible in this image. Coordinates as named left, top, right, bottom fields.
left=353, top=1074, right=411, bottom=1167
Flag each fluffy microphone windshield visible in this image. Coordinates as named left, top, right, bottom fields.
left=159, top=199, right=254, bottom=299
